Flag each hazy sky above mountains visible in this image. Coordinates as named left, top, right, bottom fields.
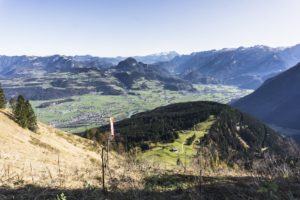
left=0, top=0, right=299, bottom=57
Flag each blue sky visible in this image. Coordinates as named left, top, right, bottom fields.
left=0, top=0, right=299, bottom=56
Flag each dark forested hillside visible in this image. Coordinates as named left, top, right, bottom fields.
left=84, top=101, right=298, bottom=167
left=233, top=62, right=300, bottom=132
left=201, top=108, right=298, bottom=166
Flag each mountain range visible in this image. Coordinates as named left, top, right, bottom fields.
left=0, top=56, right=193, bottom=100
left=1, top=44, right=300, bottom=100
left=0, top=51, right=179, bottom=79
left=161, top=44, right=300, bottom=89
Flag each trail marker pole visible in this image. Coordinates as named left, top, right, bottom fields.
left=110, top=117, right=115, bottom=137
left=107, top=117, right=115, bottom=165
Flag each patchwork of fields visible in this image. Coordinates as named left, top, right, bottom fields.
left=30, top=82, right=252, bottom=133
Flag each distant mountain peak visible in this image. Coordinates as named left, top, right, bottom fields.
left=133, top=51, right=179, bottom=64
left=148, top=51, right=179, bottom=57
left=124, top=57, right=138, bottom=63
left=117, top=57, right=139, bottom=68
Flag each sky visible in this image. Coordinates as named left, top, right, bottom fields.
left=0, top=0, right=300, bottom=57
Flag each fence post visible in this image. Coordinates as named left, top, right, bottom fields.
left=101, top=147, right=106, bottom=192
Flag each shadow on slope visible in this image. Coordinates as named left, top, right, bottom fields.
left=1, top=175, right=300, bottom=200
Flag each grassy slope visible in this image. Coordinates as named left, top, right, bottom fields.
left=0, top=109, right=127, bottom=189
left=138, top=116, right=215, bottom=166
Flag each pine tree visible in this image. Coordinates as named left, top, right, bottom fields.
left=13, top=95, right=38, bottom=132
left=25, top=100, right=37, bottom=132
left=14, top=95, right=27, bottom=128
left=9, top=97, right=17, bottom=113
left=0, top=84, right=6, bottom=109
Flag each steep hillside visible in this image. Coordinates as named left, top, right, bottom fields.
left=233, top=62, right=300, bottom=133
left=84, top=101, right=298, bottom=169
left=0, top=109, right=133, bottom=189
left=161, top=44, right=300, bottom=89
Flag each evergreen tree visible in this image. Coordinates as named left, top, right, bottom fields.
left=9, top=97, right=17, bottom=112
left=12, top=95, right=38, bottom=132
left=14, top=95, right=27, bottom=128
left=25, top=100, right=37, bottom=132
left=0, top=84, right=6, bottom=109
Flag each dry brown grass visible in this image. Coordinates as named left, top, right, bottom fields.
left=0, top=109, right=141, bottom=191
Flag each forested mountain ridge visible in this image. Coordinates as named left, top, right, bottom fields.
left=84, top=101, right=299, bottom=169
left=233, top=62, right=300, bottom=141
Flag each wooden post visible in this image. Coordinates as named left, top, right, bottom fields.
left=101, top=117, right=114, bottom=193
left=101, top=147, right=106, bottom=191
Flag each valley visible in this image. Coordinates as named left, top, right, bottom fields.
left=1, top=44, right=300, bottom=134
left=0, top=55, right=252, bottom=132
left=30, top=83, right=252, bottom=133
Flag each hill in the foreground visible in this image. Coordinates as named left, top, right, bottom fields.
left=0, top=109, right=140, bottom=191
left=1, top=104, right=300, bottom=199
left=233, top=63, right=300, bottom=141
left=85, top=101, right=299, bottom=170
